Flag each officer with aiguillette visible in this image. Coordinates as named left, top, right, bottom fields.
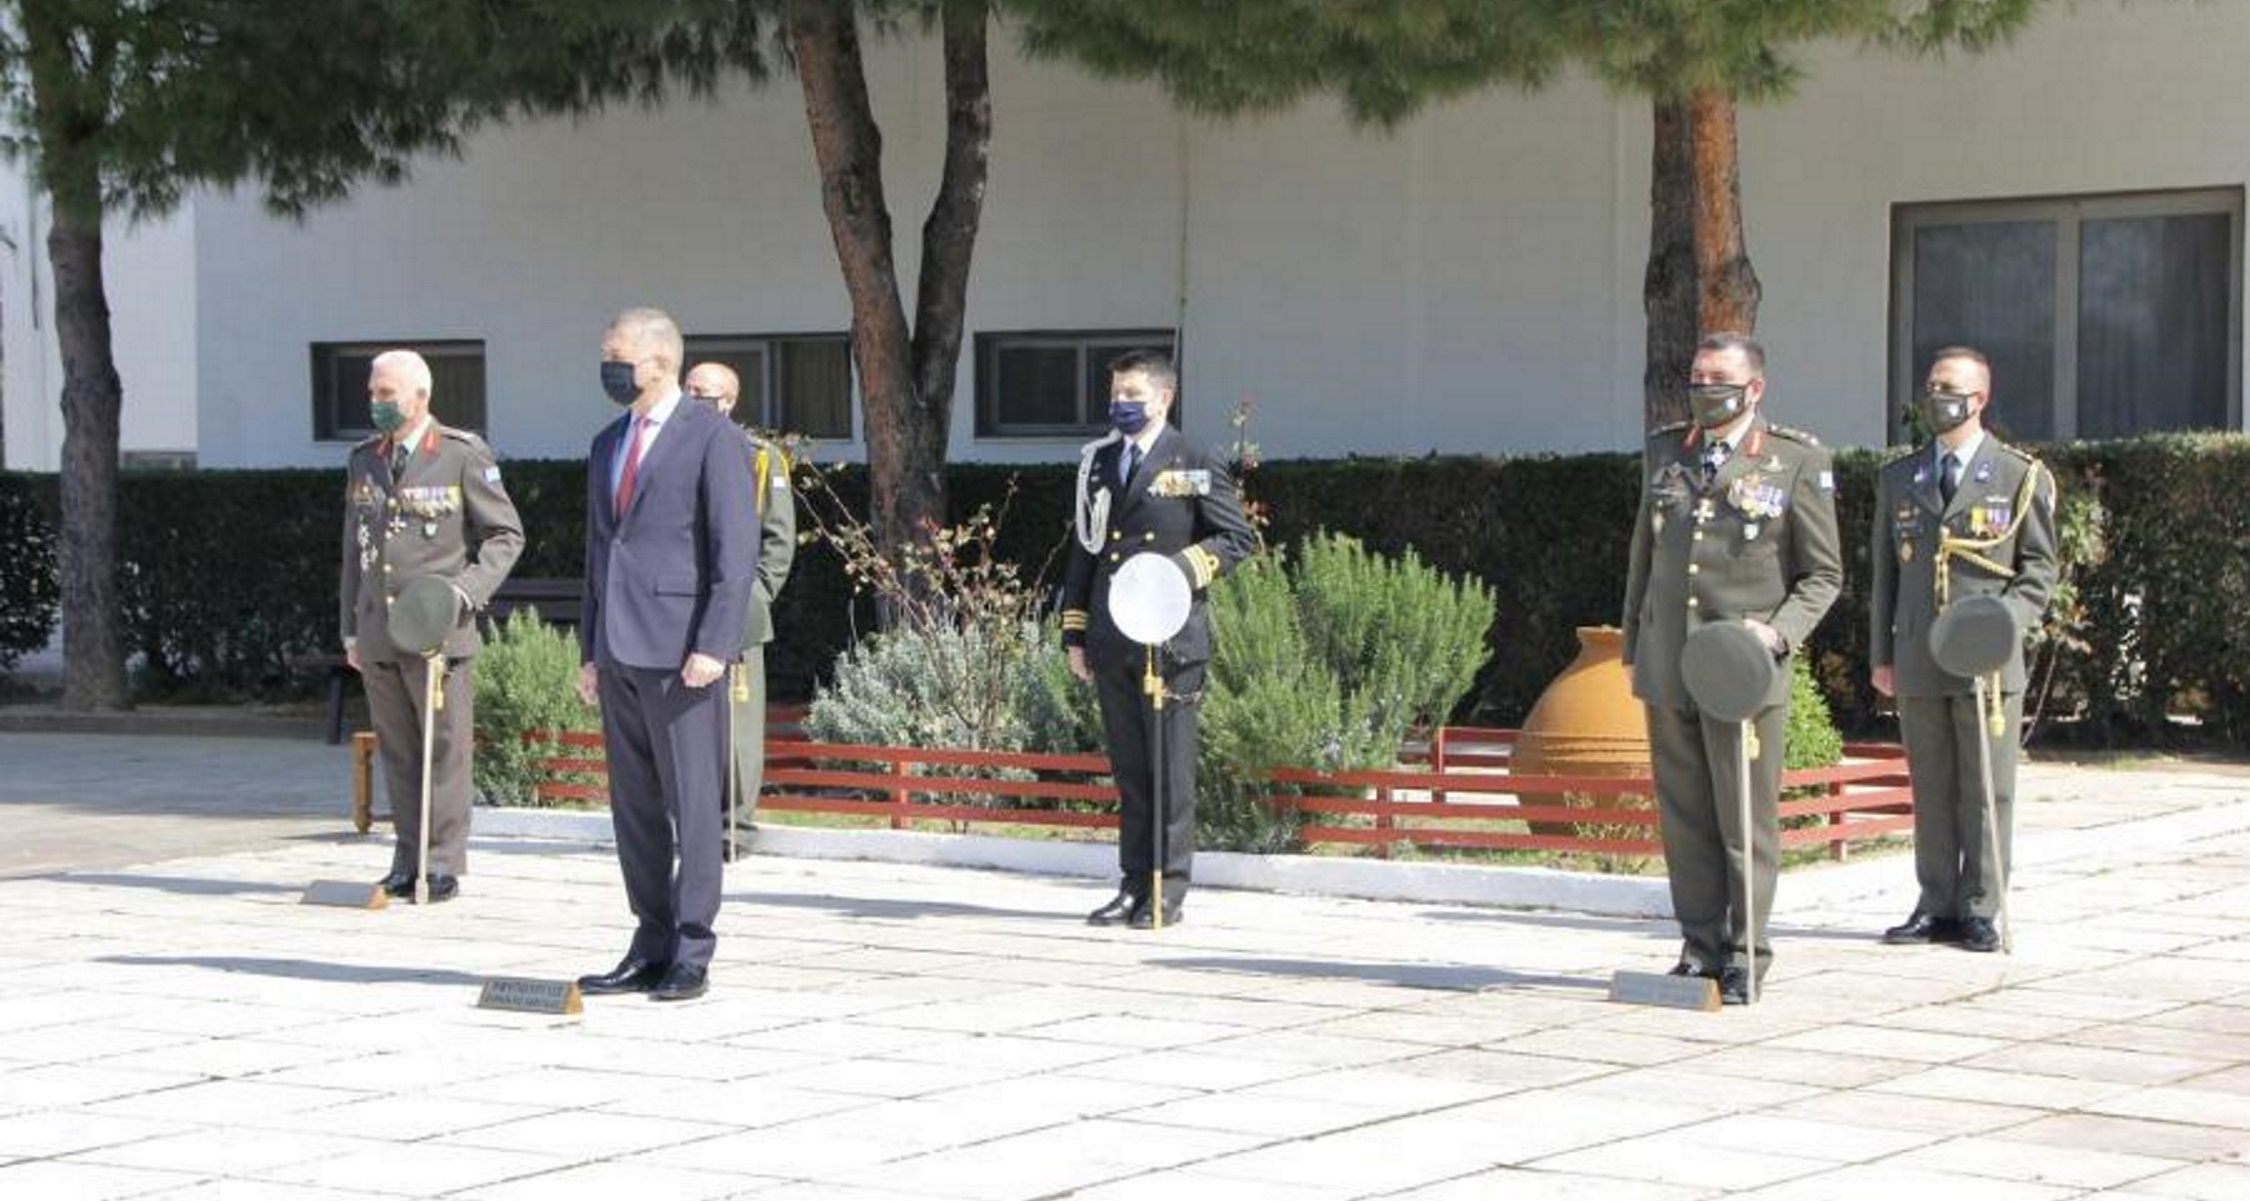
left=340, top=349, right=523, bottom=903
left=1622, top=332, right=1842, bottom=1003
left=1061, top=350, right=1254, bottom=930
left=1872, top=346, right=2058, bottom=953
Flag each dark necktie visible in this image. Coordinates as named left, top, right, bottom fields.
left=614, top=414, right=648, bottom=518
left=1700, top=441, right=1729, bottom=490
left=1940, top=451, right=1960, bottom=507
left=1120, top=441, right=1141, bottom=486
left=388, top=442, right=408, bottom=480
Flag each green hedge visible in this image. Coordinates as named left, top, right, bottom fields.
left=0, top=473, right=60, bottom=672
left=3, top=434, right=2246, bottom=744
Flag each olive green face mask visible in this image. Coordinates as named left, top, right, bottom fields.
left=370, top=399, right=406, bottom=434
left=1688, top=382, right=1749, bottom=429
left=1919, top=385, right=1977, bottom=435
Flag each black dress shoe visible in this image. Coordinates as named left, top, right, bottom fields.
left=1126, top=898, right=1183, bottom=930
left=1719, top=967, right=1755, bottom=1006
left=1958, top=916, right=2002, bottom=953
left=650, top=962, right=709, bottom=1002
left=377, top=872, right=415, bottom=899
left=1668, top=961, right=1717, bottom=978
left=1087, top=890, right=1142, bottom=927
left=421, top=875, right=459, bottom=904
left=1882, top=912, right=1963, bottom=945
left=577, top=956, right=668, bottom=996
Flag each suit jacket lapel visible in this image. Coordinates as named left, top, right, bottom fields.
left=596, top=413, right=631, bottom=533
left=624, top=404, right=694, bottom=523
left=1705, top=417, right=1768, bottom=498
left=1116, top=426, right=1174, bottom=518
left=1911, top=449, right=1946, bottom=518
left=1943, top=439, right=1996, bottom=520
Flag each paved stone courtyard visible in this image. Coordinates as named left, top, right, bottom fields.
left=4, top=732, right=2250, bottom=1199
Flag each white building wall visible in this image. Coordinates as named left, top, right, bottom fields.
left=0, top=174, right=198, bottom=471
left=4, top=0, right=2240, bottom=470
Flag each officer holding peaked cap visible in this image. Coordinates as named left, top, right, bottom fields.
left=340, top=350, right=524, bottom=904
left=1622, top=332, right=1842, bottom=1004
left=1871, top=346, right=2057, bottom=953
left=1060, top=349, right=1254, bottom=930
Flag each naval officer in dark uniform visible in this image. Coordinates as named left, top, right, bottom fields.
left=1872, top=346, right=2058, bottom=952
left=1621, top=332, right=1842, bottom=1002
left=340, top=349, right=524, bottom=903
left=1061, top=350, right=1254, bottom=929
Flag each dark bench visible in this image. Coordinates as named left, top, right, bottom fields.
left=486, top=577, right=583, bottom=630
left=289, top=652, right=357, bottom=745
left=295, top=577, right=585, bottom=745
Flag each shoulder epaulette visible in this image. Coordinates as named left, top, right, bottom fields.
left=438, top=426, right=488, bottom=450
left=1993, top=441, right=2037, bottom=464
left=1648, top=420, right=1691, bottom=439
left=1765, top=424, right=1822, bottom=447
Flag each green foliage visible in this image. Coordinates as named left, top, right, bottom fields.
left=805, top=618, right=1097, bottom=756
left=471, top=609, right=598, bottom=807
left=1014, top=0, right=1566, bottom=126
left=0, top=474, right=59, bottom=673
left=1785, top=653, right=1844, bottom=771
left=1013, top=0, right=2048, bottom=122
left=1198, top=535, right=1497, bottom=852
left=0, top=1, right=769, bottom=222
left=0, top=434, right=2244, bottom=746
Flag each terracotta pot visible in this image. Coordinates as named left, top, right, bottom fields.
left=1511, top=626, right=1651, bottom=835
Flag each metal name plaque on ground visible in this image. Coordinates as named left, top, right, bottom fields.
left=477, top=978, right=584, bottom=1016
left=300, top=880, right=388, bottom=909
left=1608, top=969, right=1720, bottom=1012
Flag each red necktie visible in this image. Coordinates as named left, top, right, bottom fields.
left=613, top=414, right=647, bottom=518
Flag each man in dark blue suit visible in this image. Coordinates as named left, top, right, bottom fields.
left=574, top=307, right=758, bottom=1002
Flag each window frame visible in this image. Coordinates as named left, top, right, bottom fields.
left=310, top=339, right=487, bottom=443
left=682, top=331, right=855, bottom=441
left=1889, top=186, right=2245, bottom=441
left=974, top=328, right=1180, bottom=439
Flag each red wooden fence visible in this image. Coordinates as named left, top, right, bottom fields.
left=530, top=716, right=1914, bottom=862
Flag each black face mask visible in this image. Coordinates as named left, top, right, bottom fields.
left=1687, top=382, right=1749, bottom=429
left=1919, top=386, right=1977, bottom=435
left=600, top=360, right=640, bottom=406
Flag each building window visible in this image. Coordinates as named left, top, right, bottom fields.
left=1891, top=188, right=2243, bottom=440
left=975, top=330, right=1179, bottom=437
left=683, top=334, right=854, bottom=440
left=312, top=340, right=487, bottom=442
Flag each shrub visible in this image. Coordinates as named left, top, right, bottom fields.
left=1198, top=534, right=1497, bottom=852
left=0, top=474, right=58, bottom=674
left=471, top=608, right=597, bottom=806
left=805, top=618, right=1095, bottom=756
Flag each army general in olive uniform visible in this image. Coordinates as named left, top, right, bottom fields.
left=1622, top=333, right=1842, bottom=1003
left=340, top=350, right=524, bottom=903
left=684, top=361, right=797, bottom=843
left=1062, top=350, right=1255, bottom=930
left=1872, top=346, right=2058, bottom=953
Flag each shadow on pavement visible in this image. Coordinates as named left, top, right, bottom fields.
left=1417, top=906, right=1880, bottom=944
left=99, top=954, right=487, bottom=987
left=54, top=872, right=308, bottom=897
left=1149, top=955, right=1605, bottom=993
left=729, top=890, right=1068, bottom=923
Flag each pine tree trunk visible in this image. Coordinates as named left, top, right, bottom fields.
left=1643, top=95, right=1697, bottom=431
left=1688, top=85, right=1760, bottom=336
left=789, top=0, right=992, bottom=620
left=24, top=3, right=129, bottom=711
left=788, top=3, right=922, bottom=559
left=47, top=202, right=126, bottom=710
left=909, top=0, right=990, bottom=462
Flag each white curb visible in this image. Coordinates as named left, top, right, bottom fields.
left=468, top=796, right=2250, bottom=920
